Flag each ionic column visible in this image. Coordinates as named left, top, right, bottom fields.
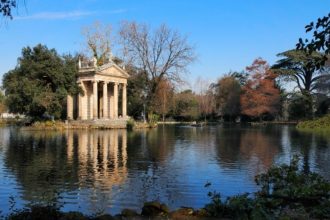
left=103, top=82, right=108, bottom=119
left=114, top=82, right=118, bottom=118
left=93, top=80, right=98, bottom=119
left=78, top=82, right=83, bottom=120
left=109, top=85, right=114, bottom=119
left=122, top=83, right=127, bottom=117
left=67, top=95, right=73, bottom=120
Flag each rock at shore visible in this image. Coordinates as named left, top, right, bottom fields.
left=141, top=201, right=170, bottom=216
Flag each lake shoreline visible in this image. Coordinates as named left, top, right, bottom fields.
left=6, top=203, right=220, bottom=220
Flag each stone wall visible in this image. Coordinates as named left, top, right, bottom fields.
left=68, top=119, right=127, bottom=129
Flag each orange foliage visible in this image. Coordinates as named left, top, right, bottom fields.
left=240, top=58, right=280, bottom=118
left=153, top=78, right=174, bottom=121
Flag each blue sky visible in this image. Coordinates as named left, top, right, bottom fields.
left=0, top=0, right=329, bottom=87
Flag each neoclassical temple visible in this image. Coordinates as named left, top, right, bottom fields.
left=67, top=58, right=129, bottom=121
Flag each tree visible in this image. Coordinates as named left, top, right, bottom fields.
left=272, top=49, right=327, bottom=95
left=119, top=21, right=195, bottom=110
left=152, top=78, right=174, bottom=121
left=241, top=58, right=280, bottom=120
left=0, top=91, right=7, bottom=118
left=172, top=90, right=199, bottom=121
left=215, top=75, right=241, bottom=121
left=229, top=71, right=248, bottom=86
left=82, top=21, right=112, bottom=66
left=297, top=13, right=330, bottom=55
left=195, top=77, right=215, bottom=121
left=126, top=67, right=148, bottom=119
left=0, top=0, right=16, bottom=18
left=288, top=92, right=313, bottom=120
left=2, top=44, right=80, bottom=120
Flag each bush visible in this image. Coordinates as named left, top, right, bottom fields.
left=127, top=118, right=135, bottom=130
left=204, top=155, right=330, bottom=219
left=297, top=114, right=330, bottom=130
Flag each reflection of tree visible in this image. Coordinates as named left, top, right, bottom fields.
left=288, top=129, right=314, bottom=173
left=125, top=125, right=219, bottom=208
left=4, top=130, right=73, bottom=206
left=215, top=125, right=282, bottom=172
left=4, top=129, right=128, bottom=208
left=214, top=125, right=242, bottom=165
left=288, top=129, right=330, bottom=179
left=239, top=127, right=281, bottom=172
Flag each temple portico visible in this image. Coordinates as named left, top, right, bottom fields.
left=67, top=59, right=129, bottom=122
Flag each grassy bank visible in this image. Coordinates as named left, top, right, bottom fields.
left=21, top=120, right=68, bottom=131
left=297, top=114, right=330, bottom=130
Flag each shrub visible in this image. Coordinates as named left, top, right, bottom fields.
left=297, top=114, right=330, bottom=130
left=205, top=155, right=330, bottom=219
left=127, top=118, right=135, bottom=130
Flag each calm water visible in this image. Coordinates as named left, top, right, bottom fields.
left=0, top=124, right=329, bottom=215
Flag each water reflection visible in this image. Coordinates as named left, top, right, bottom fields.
left=3, top=129, right=127, bottom=213
left=215, top=125, right=283, bottom=174
left=0, top=125, right=329, bottom=215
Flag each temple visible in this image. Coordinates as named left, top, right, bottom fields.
left=67, top=58, right=129, bottom=124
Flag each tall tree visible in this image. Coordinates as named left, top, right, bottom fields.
left=82, top=21, right=112, bottom=66
left=195, top=77, right=215, bottom=121
left=0, top=91, right=6, bottom=118
left=119, top=21, right=195, bottom=109
left=172, top=90, right=199, bottom=121
left=152, top=78, right=174, bottom=121
left=241, top=58, right=280, bottom=120
left=126, top=67, right=148, bottom=119
left=215, top=75, right=241, bottom=120
left=272, top=49, right=326, bottom=95
left=2, top=44, right=80, bottom=120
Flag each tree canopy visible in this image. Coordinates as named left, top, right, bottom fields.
left=0, top=91, right=6, bottom=117
left=297, top=13, right=330, bottom=55
left=272, top=49, right=327, bottom=94
left=119, top=21, right=196, bottom=111
left=215, top=75, right=241, bottom=120
left=152, top=78, right=174, bottom=121
left=82, top=21, right=112, bottom=66
left=0, top=0, right=16, bottom=18
left=2, top=44, right=80, bottom=120
left=241, top=58, right=280, bottom=120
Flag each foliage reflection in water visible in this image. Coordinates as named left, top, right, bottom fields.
left=0, top=125, right=329, bottom=215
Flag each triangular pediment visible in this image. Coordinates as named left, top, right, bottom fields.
left=96, top=63, right=129, bottom=78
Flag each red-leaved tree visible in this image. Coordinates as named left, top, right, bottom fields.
left=240, top=58, right=280, bottom=120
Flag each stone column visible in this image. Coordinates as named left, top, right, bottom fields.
left=103, top=82, right=108, bottom=119
left=93, top=80, right=98, bottom=119
left=76, top=81, right=88, bottom=120
left=113, top=82, right=118, bottom=118
left=109, top=84, right=114, bottom=119
left=67, top=95, right=73, bottom=120
left=122, top=83, right=127, bottom=117
left=78, top=82, right=83, bottom=119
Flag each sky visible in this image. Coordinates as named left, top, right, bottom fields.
left=0, top=0, right=329, bottom=88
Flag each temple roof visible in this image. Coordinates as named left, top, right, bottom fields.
left=79, top=60, right=129, bottom=79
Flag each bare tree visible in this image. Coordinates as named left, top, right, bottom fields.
left=195, top=77, right=215, bottom=121
left=119, top=21, right=196, bottom=103
left=82, top=21, right=112, bottom=66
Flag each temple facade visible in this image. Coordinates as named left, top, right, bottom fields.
left=67, top=59, right=129, bottom=121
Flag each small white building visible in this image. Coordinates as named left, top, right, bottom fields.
left=67, top=59, right=129, bottom=121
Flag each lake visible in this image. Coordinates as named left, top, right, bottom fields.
left=0, top=124, right=329, bottom=215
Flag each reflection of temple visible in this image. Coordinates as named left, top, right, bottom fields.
left=67, top=58, right=129, bottom=121
left=66, top=130, right=128, bottom=188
